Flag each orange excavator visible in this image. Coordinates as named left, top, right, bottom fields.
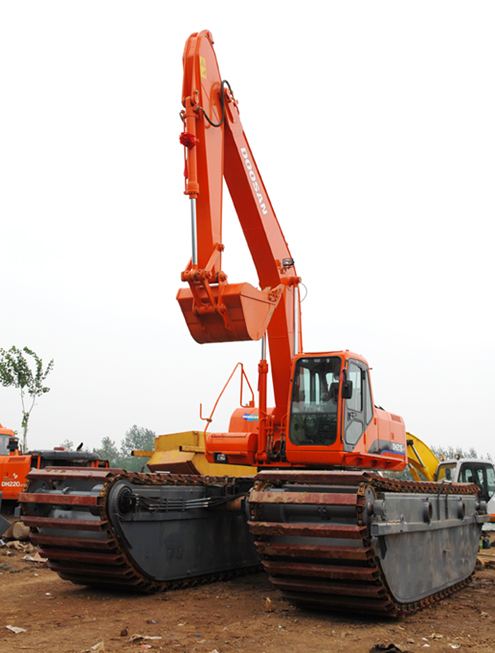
left=20, top=31, right=486, bottom=617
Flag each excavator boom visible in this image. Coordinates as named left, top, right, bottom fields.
left=177, top=30, right=300, bottom=417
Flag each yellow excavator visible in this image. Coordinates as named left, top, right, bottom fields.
left=406, top=433, right=447, bottom=481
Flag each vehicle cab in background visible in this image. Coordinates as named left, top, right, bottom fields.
left=436, top=459, right=495, bottom=530
left=0, top=424, right=17, bottom=455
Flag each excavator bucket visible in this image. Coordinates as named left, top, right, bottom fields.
left=177, top=282, right=280, bottom=343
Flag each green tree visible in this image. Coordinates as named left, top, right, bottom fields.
left=93, top=427, right=155, bottom=471
left=431, top=445, right=492, bottom=461
left=0, top=346, right=54, bottom=451
left=94, top=436, right=122, bottom=467
left=120, top=425, right=155, bottom=471
left=59, top=439, right=74, bottom=451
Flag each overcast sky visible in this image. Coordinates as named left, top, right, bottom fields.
left=1, top=1, right=494, bottom=457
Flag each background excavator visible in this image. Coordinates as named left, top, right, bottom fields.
left=0, top=423, right=108, bottom=536
left=20, top=30, right=487, bottom=617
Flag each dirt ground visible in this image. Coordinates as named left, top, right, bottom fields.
left=0, top=544, right=494, bottom=653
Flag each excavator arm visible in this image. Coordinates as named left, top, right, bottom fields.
left=406, top=432, right=440, bottom=481
left=177, top=30, right=301, bottom=418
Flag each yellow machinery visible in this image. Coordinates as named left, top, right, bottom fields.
left=405, top=432, right=440, bottom=481
left=133, top=430, right=256, bottom=477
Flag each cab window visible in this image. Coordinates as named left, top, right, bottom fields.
left=0, top=436, right=10, bottom=455
left=364, top=371, right=373, bottom=425
left=345, top=361, right=367, bottom=447
left=289, top=356, right=341, bottom=445
left=459, top=463, right=495, bottom=502
left=436, top=463, right=456, bottom=481
left=487, top=466, right=495, bottom=499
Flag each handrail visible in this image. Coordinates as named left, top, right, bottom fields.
left=199, top=362, right=255, bottom=435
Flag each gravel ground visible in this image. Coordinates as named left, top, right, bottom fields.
left=0, top=544, right=494, bottom=653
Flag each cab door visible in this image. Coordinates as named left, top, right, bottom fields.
left=343, top=360, right=374, bottom=451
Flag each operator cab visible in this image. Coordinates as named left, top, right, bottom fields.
left=289, top=354, right=376, bottom=449
left=0, top=426, right=18, bottom=456
left=436, top=460, right=495, bottom=503
left=286, top=352, right=406, bottom=470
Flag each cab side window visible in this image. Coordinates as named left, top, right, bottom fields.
left=487, top=466, right=495, bottom=499
left=460, top=463, right=495, bottom=502
left=347, top=364, right=362, bottom=413
left=345, top=362, right=364, bottom=446
left=364, top=370, right=373, bottom=425
left=460, top=466, right=474, bottom=483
